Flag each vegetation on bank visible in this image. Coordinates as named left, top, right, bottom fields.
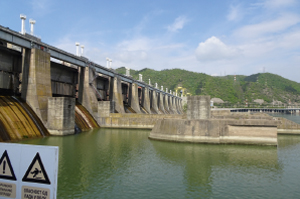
left=116, top=67, right=300, bottom=105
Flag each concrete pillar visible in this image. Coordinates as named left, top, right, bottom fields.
left=174, top=98, right=178, bottom=114
left=125, top=67, right=130, bottom=76
left=29, top=19, right=36, bottom=35
left=174, top=97, right=180, bottom=114
left=164, top=94, right=170, bottom=114
left=21, top=48, right=52, bottom=124
left=78, top=67, right=100, bottom=121
left=109, top=76, right=125, bottom=113
left=21, top=48, right=31, bottom=99
left=47, top=97, right=75, bottom=135
left=171, top=96, right=178, bottom=114
left=129, top=82, right=141, bottom=113
left=150, top=90, right=160, bottom=114
left=158, top=92, right=165, bottom=114
left=168, top=96, right=174, bottom=114
left=187, top=96, right=211, bottom=120
left=178, top=99, right=183, bottom=113
left=171, top=96, right=176, bottom=114
left=177, top=98, right=182, bottom=114
left=98, top=101, right=110, bottom=117
left=142, top=87, right=151, bottom=114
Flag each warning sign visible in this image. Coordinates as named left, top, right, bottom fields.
left=22, top=153, right=50, bottom=185
left=22, top=186, right=50, bottom=199
left=0, top=143, right=58, bottom=198
left=0, top=182, right=16, bottom=198
left=0, top=150, right=16, bottom=181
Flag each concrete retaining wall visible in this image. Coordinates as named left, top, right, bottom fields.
left=149, top=119, right=278, bottom=146
left=187, top=96, right=210, bottom=119
left=99, top=113, right=183, bottom=129
left=276, top=117, right=300, bottom=134
left=47, top=97, right=75, bottom=135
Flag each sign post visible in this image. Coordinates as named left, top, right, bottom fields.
left=0, top=143, right=59, bottom=199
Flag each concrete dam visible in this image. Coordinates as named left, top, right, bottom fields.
left=0, top=23, right=299, bottom=146
left=0, top=24, right=183, bottom=141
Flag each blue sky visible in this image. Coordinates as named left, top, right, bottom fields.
left=1, top=0, right=300, bottom=82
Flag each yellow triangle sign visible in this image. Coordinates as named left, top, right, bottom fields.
left=0, top=150, right=17, bottom=180
left=22, top=152, right=50, bottom=184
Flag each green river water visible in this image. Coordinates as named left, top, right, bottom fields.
left=19, top=113, right=300, bottom=198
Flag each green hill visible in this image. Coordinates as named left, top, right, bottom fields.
left=115, top=67, right=300, bottom=105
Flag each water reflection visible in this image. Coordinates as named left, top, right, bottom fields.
left=18, top=126, right=300, bottom=199
left=150, top=140, right=281, bottom=198
left=278, top=135, right=300, bottom=149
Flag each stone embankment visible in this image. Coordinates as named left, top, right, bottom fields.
left=99, top=113, right=182, bottom=129
left=149, top=96, right=280, bottom=146
left=275, top=117, right=300, bottom=134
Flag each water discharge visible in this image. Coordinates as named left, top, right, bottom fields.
left=75, top=102, right=99, bottom=131
left=0, top=95, right=49, bottom=141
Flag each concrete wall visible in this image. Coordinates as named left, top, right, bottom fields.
left=149, top=118, right=278, bottom=146
left=276, top=117, right=300, bottom=134
left=211, top=111, right=273, bottom=120
left=98, top=101, right=110, bottom=117
left=47, top=97, right=75, bottom=135
left=98, top=113, right=183, bottom=129
left=187, top=96, right=211, bottom=120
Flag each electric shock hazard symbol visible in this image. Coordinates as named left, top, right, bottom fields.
left=0, top=150, right=17, bottom=181
left=22, top=153, right=51, bottom=185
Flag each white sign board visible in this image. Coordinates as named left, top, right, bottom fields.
left=0, top=143, right=59, bottom=199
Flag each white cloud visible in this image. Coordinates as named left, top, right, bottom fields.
left=279, top=29, right=300, bottom=49
left=115, top=50, right=148, bottom=64
left=195, top=36, right=241, bottom=61
left=30, top=0, right=53, bottom=16
left=114, top=37, right=152, bottom=63
left=227, top=4, right=243, bottom=21
left=264, top=0, right=297, bottom=9
left=117, top=37, right=151, bottom=51
left=234, top=13, right=300, bottom=39
left=167, top=16, right=188, bottom=32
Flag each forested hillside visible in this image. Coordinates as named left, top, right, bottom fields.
left=116, top=67, right=300, bottom=105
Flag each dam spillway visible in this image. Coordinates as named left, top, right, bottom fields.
left=75, top=102, right=100, bottom=131
left=0, top=95, right=49, bottom=141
